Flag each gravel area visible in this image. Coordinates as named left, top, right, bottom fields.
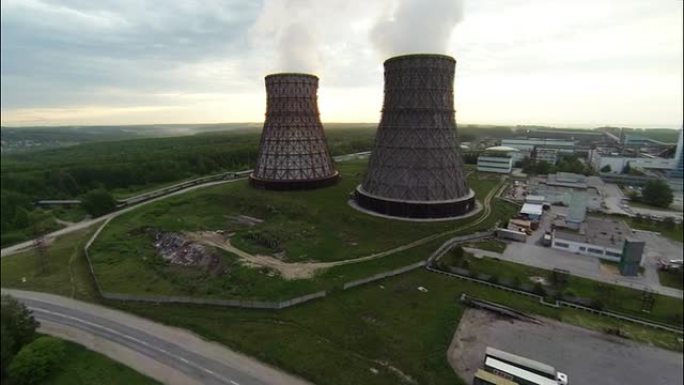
left=449, top=309, right=683, bottom=385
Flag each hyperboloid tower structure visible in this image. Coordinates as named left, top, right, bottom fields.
left=354, top=54, right=475, bottom=219
left=250, top=73, right=339, bottom=190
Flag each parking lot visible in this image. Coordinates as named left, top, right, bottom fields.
left=449, top=309, right=683, bottom=385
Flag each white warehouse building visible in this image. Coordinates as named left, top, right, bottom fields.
left=551, top=217, right=633, bottom=261
left=477, top=146, right=519, bottom=174
left=589, top=150, right=675, bottom=174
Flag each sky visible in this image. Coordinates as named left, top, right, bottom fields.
left=1, top=0, right=682, bottom=128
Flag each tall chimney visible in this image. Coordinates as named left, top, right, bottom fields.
left=354, top=54, right=475, bottom=219
left=250, top=73, right=339, bottom=190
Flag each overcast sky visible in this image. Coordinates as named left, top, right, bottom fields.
left=1, top=0, right=682, bottom=128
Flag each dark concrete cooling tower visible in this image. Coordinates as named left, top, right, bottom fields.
left=354, top=54, right=475, bottom=219
left=250, top=73, right=339, bottom=190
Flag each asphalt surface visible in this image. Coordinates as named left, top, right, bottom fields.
left=2, top=289, right=312, bottom=385
left=450, top=309, right=683, bottom=385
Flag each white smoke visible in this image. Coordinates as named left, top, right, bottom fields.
left=249, top=0, right=323, bottom=74
left=276, top=21, right=321, bottom=73
left=371, top=0, right=464, bottom=58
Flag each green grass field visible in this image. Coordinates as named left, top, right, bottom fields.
left=0, top=228, right=99, bottom=300
left=36, top=338, right=160, bottom=385
left=658, top=270, right=684, bottom=290
left=87, top=161, right=515, bottom=300
left=439, top=252, right=683, bottom=326
left=2, top=225, right=682, bottom=385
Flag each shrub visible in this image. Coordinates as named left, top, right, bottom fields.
left=1, top=295, right=38, bottom=375
left=532, top=283, right=547, bottom=296
left=8, top=336, right=66, bottom=385
left=590, top=298, right=605, bottom=311
left=641, top=180, right=674, bottom=208
left=81, top=189, right=117, bottom=217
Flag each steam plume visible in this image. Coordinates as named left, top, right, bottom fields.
left=250, top=0, right=321, bottom=73
left=371, top=0, right=464, bottom=58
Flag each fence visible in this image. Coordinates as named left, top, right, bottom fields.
left=342, top=261, right=426, bottom=290
left=83, top=214, right=328, bottom=309
left=426, top=231, right=494, bottom=264
left=426, top=265, right=684, bottom=335
left=98, top=290, right=327, bottom=309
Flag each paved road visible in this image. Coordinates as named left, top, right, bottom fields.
left=1, top=289, right=312, bottom=385
left=450, top=309, right=683, bottom=385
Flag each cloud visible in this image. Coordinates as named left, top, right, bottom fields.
left=0, top=0, right=681, bottom=127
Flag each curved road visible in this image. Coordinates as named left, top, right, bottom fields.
left=1, top=289, right=312, bottom=385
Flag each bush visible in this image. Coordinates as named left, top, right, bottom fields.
left=600, top=164, right=612, bottom=173
left=1, top=295, right=38, bottom=375
left=8, top=336, right=66, bottom=385
left=81, top=189, right=117, bottom=217
left=641, top=180, right=674, bottom=208
left=532, top=283, right=547, bottom=296
left=590, top=298, right=605, bottom=311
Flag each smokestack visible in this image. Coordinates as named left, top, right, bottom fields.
left=354, top=54, right=475, bottom=219
left=250, top=73, right=339, bottom=190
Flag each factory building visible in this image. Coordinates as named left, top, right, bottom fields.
left=589, top=149, right=675, bottom=174
left=250, top=73, right=339, bottom=190
left=552, top=216, right=637, bottom=262
left=500, top=138, right=576, bottom=162
left=354, top=54, right=475, bottom=219
left=669, top=129, right=683, bottom=179
left=477, top=146, right=519, bottom=174
left=535, top=148, right=559, bottom=165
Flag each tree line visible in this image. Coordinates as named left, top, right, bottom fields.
left=1, top=129, right=375, bottom=246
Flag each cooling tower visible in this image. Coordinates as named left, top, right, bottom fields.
left=354, top=54, right=475, bottom=219
left=250, top=73, right=339, bottom=190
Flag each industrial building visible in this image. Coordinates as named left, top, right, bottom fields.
left=500, top=138, right=576, bottom=162
left=589, top=150, right=675, bottom=174
left=354, top=54, right=475, bottom=219
left=250, top=73, right=339, bottom=190
left=552, top=216, right=638, bottom=262
left=477, top=146, right=519, bottom=174
left=535, top=148, right=559, bottom=165
left=669, top=129, right=683, bottom=179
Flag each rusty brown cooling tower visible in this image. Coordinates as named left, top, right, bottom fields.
left=250, top=73, right=339, bottom=190
left=354, top=54, right=475, bottom=219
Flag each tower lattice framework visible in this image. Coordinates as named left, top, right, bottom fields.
left=250, top=73, right=339, bottom=190
left=354, top=54, right=475, bottom=219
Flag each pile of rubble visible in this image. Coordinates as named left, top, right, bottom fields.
left=153, top=232, right=222, bottom=272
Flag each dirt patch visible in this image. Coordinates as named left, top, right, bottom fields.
left=188, top=231, right=332, bottom=280
left=153, top=232, right=224, bottom=275
left=599, top=261, right=621, bottom=277
left=227, top=214, right=263, bottom=227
